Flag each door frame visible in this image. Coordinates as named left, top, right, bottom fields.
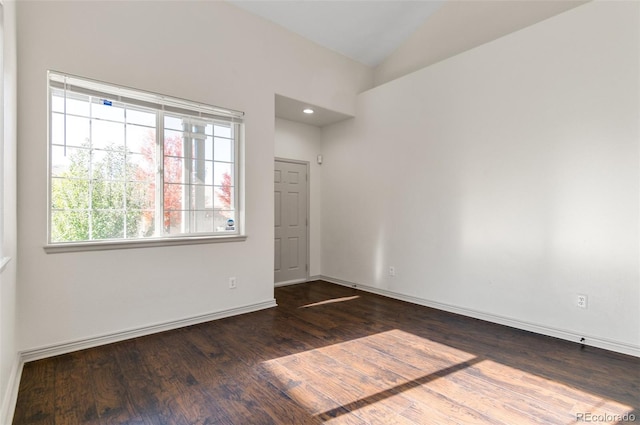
left=274, top=157, right=311, bottom=286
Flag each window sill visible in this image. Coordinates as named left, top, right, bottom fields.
left=44, top=235, right=247, bottom=254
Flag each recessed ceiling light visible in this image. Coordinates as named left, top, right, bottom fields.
left=303, top=108, right=314, bottom=114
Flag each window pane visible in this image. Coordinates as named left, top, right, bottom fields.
left=92, top=120, right=125, bottom=151
left=91, top=210, right=125, bottom=240
left=126, top=210, right=155, bottom=238
left=205, top=136, right=214, bottom=160
left=51, top=177, right=90, bottom=209
left=51, top=146, right=91, bottom=178
left=51, top=210, right=90, bottom=242
left=190, top=185, right=212, bottom=210
left=214, top=210, right=236, bottom=232
left=163, top=210, right=184, bottom=235
left=93, top=150, right=126, bottom=181
left=51, top=91, right=65, bottom=113
left=164, top=115, right=183, bottom=131
left=192, top=211, right=213, bottom=233
left=213, top=162, right=232, bottom=186
left=190, top=123, right=207, bottom=137
left=126, top=108, right=156, bottom=127
left=191, top=159, right=212, bottom=185
left=127, top=182, right=155, bottom=210
left=127, top=152, right=155, bottom=182
left=91, top=181, right=125, bottom=209
left=164, top=183, right=186, bottom=211
left=51, top=91, right=90, bottom=116
left=190, top=137, right=209, bottom=160
left=51, top=113, right=65, bottom=145
left=92, top=99, right=125, bottom=122
left=163, top=157, right=184, bottom=184
left=164, top=130, right=185, bottom=157
left=126, top=124, right=155, bottom=155
left=205, top=186, right=215, bottom=209
left=214, top=137, right=232, bottom=162
left=66, top=116, right=91, bottom=147
left=214, top=124, right=231, bottom=138
left=67, top=95, right=91, bottom=117
left=214, top=185, right=234, bottom=209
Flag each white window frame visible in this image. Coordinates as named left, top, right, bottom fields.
left=45, top=71, right=245, bottom=253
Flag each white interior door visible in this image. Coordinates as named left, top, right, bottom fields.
left=274, top=159, right=308, bottom=285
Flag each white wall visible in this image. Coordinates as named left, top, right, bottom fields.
left=274, top=118, right=323, bottom=277
left=0, top=0, right=18, bottom=420
left=16, top=1, right=372, bottom=352
left=373, top=1, right=585, bottom=87
left=322, top=1, right=640, bottom=353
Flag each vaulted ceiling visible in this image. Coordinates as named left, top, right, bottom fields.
left=227, top=1, right=587, bottom=68
left=227, top=0, right=588, bottom=126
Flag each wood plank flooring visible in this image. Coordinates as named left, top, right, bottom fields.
left=13, top=281, right=640, bottom=424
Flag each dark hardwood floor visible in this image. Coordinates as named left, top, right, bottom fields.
left=13, top=281, right=640, bottom=424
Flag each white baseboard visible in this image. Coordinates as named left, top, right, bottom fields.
left=1, top=355, right=23, bottom=425
left=20, top=299, right=277, bottom=363
left=321, top=275, right=640, bottom=358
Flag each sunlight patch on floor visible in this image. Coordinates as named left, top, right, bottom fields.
left=298, top=295, right=361, bottom=309
left=261, top=329, right=634, bottom=424
left=262, top=329, right=475, bottom=416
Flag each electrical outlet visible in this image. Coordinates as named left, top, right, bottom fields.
left=229, top=277, right=237, bottom=289
left=576, top=294, right=587, bottom=309
left=389, top=266, right=396, bottom=277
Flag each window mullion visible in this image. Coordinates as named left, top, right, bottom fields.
left=234, top=123, right=240, bottom=227
left=156, top=111, right=164, bottom=237
left=193, top=124, right=206, bottom=233
left=183, top=120, right=192, bottom=235
left=123, top=109, right=128, bottom=239
left=88, top=96, right=94, bottom=240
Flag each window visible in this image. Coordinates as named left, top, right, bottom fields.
left=47, top=71, right=243, bottom=247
